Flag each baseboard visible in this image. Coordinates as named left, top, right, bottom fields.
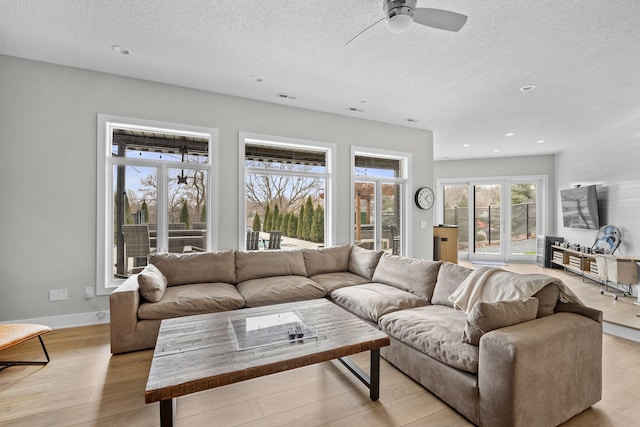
left=603, top=321, right=640, bottom=343
left=1, top=311, right=110, bottom=330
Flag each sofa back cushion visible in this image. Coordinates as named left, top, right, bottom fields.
left=348, top=246, right=383, bottom=280
left=431, top=262, right=474, bottom=307
left=532, top=283, right=560, bottom=317
left=235, top=249, right=307, bottom=282
left=303, top=245, right=351, bottom=276
left=150, top=250, right=236, bottom=286
left=463, top=297, right=539, bottom=346
left=372, top=254, right=442, bottom=300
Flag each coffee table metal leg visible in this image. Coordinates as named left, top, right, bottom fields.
left=337, top=348, right=381, bottom=401
left=370, top=348, right=380, bottom=401
left=159, top=398, right=176, bottom=427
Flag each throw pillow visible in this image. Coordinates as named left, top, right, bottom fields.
left=137, top=264, right=168, bottom=303
left=463, top=297, right=539, bottom=346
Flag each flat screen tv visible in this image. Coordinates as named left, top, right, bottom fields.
left=560, top=185, right=600, bottom=230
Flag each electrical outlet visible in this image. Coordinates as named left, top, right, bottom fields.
left=85, top=287, right=94, bottom=299
left=58, top=288, right=68, bottom=300
left=421, top=221, right=426, bottom=229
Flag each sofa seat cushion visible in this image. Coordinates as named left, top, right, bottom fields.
left=137, top=283, right=245, bottom=320
left=379, top=305, right=479, bottom=374
left=303, top=245, right=351, bottom=276
left=372, top=254, right=441, bottom=301
left=150, top=250, right=236, bottom=286
left=311, top=271, right=371, bottom=293
left=330, top=283, right=429, bottom=324
left=235, top=250, right=307, bottom=282
left=236, top=275, right=326, bottom=308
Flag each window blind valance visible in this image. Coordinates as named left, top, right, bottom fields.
left=245, top=144, right=326, bottom=166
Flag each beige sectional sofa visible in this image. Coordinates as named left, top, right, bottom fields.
left=109, top=245, right=603, bottom=427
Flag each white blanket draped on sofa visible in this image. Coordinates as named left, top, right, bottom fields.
left=448, top=267, right=583, bottom=313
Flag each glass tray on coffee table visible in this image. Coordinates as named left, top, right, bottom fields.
left=228, top=307, right=317, bottom=351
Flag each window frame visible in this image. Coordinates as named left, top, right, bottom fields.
left=436, top=175, right=547, bottom=262
left=350, top=146, right=412, bottom=256
left=238, top=132, right=336, bottom=249
left=97, top=114, right=218, bottom=295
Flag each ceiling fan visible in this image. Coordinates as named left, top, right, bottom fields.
left=346, top=0, right=468, bottom=45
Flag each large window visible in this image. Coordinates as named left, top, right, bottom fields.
left=351, top=147, right=410, bottom=256
left=97, top=115, right=217, bottom=295
left=239, top=133, right=335, bottom=251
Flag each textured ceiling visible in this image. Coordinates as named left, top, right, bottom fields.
left=2, top=0, right=640, bottom=160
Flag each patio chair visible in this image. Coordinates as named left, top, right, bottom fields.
left=122, top=224, right=155, bottom=274
left=246, top=231, right=260, bottom=250
left=266, top=231, right=282, bottom=250
left=389, top=225, right=400, bottom=255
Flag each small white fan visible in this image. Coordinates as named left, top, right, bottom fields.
left=591, top=225, right=622, bottom=254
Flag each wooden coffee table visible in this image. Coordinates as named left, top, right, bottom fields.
left=145, top=299, right=390, bottom=427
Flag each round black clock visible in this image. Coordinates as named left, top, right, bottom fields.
left=415, top=187, right=435, bottom=210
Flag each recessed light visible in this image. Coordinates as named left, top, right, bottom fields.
left=111, top=45, right=130, bottom=55
left=405, top=118, right=419, bottom=123
left=359, top=98, right=368, bottom=104
left=537, top=140, right=545, bottom=143
left=505, top=132, right=515, bottom=137
left=463, top=144, right=470, bottom=147
left=493, top=149, right=501, bottom=153
left=251, top=75, right=264, bottom=83
left=520, top=84, right=536, bottom=92
left=348, top=107, right=364, bottom=113
left=276, top=92, right=296, bottom=100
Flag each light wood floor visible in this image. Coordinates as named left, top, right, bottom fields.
left=2, top=265, right=640, bottom=426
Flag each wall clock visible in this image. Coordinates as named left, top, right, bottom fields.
left=414, top=186, right=435, bottom=210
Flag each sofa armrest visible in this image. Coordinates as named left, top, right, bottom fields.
left=109, top=275, right=142, bottom=354
left=478, top=312, right=602, bottom=427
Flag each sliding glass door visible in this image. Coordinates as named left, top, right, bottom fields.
left=473, top=183, right=502, bottom=257
left=439, top=177, right=543, bottom=263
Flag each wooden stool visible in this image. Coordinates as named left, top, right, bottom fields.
left=0, top=324, right=51, bottom=371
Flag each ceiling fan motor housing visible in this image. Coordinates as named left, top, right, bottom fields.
left=384, top=0, right=416, bottom=32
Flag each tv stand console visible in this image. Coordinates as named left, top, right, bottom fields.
left=550, top=245, right=640, bottom=302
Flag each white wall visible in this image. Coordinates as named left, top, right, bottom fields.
left=555, top=115, right=640, bottom=296
left=434, top=154, right=556, bottom=234
left=0, top=55, right=434, bottom=323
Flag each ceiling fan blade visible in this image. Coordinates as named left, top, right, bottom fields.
left=413, top=8, right=467, bottom=32
left=345, top=17, right=385, bottom=46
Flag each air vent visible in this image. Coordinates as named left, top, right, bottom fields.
left=276, top=92, right=297, bottom=100
left=348, top=107, right=364, bottom=113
